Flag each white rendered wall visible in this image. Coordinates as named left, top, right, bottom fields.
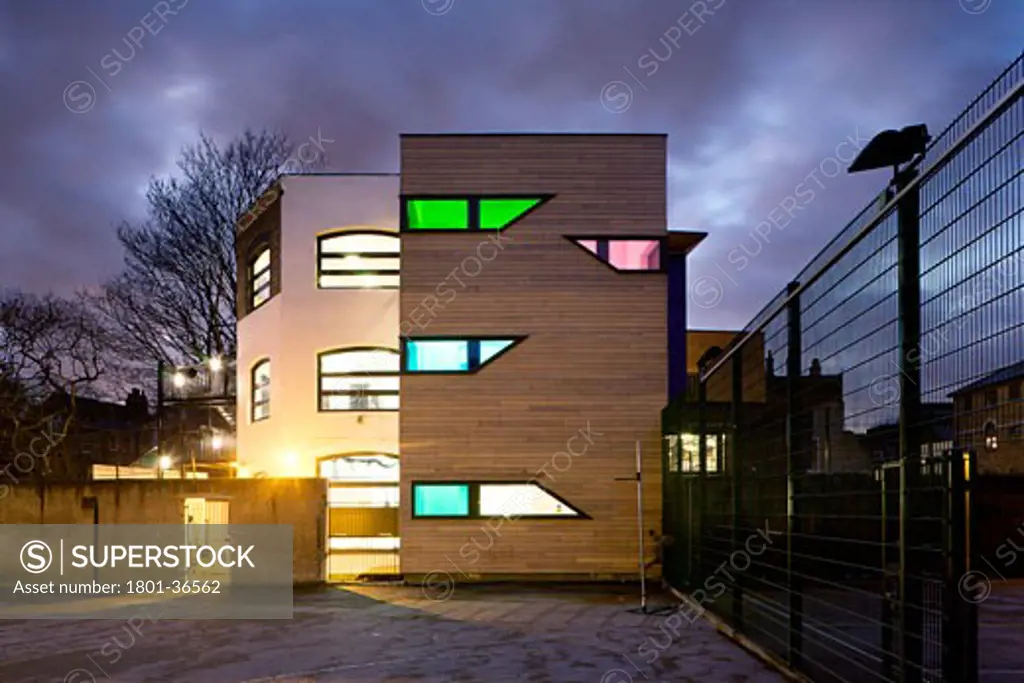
left=236, top=175, right=400, bottom=478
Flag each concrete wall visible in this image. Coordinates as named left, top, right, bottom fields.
left=0, top=478, right=326, bottom=583
left=236, top=174, right=402, bottom=478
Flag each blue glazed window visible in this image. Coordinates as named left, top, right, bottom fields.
left=413, top=484, right=470, bottom=516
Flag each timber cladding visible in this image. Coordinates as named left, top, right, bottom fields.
left=398, top=135, right=668, bottom=577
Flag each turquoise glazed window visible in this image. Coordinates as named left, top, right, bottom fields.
left=404, top=338, right=520, bottom=373
left=413, top=484, right=470, bottom=517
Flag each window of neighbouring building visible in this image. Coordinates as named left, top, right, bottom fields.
left=403, top=338, right=520, bottom=372
left=679, top=433, right=723, bottom=473
left=318, top=348, right=400, bottom=411
left=251, top=359, right=270, bottom=422
left=1010, top=382, right=1021, bottom=400
left=986, top=389, right=998, bottom=407
left=984, top=421, right=999, bottom=451
left=250, top=247, right=271, bottom=309
left=317, top=231, right=399, bottom=289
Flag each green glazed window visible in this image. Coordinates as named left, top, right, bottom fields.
left=479, top=198, right=542, bottom=230
left=406, top=199, right=469, bottom=230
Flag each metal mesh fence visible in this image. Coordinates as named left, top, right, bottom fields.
left=665, top=52, right=1022, bottom=683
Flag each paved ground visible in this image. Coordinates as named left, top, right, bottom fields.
left=0, top=584, right=784, bottom=682
left=980, top=580, right=1024, bottom=683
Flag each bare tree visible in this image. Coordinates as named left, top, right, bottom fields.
left=90, top=129, right=313, bottom=374
left=0, top=291, right=108, bottom=479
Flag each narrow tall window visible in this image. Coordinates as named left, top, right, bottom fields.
left=318, top=348, right=400, bottom=411
left=318, top=231, right=399, bottom=289
left=251, top=359, right=270, bottom=422
left=251, top=248, right=271, bottom=309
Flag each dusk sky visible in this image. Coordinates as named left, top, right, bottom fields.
left=1, top=0, right=1021, bottom=329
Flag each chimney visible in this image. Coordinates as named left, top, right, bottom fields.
left=810, top=358, right=822, bottom=376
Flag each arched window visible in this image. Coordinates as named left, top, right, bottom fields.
left=318, top=347, right=399, bottom=411
left=251, top=359, right=270, bottom=422
left=250, top=247, right=272, bottom=309
left=318, top=453, right=400, bottom=482
left=984, top=421, right=998, bottom=451
left=317, top=231, right=399, bottom=289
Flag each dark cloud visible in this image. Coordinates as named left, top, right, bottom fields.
left=1, top=0, right=1020, bottom=329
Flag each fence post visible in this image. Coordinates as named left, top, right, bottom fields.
left=896, top=166, right=923, bottom=683
left=785, top=280, right=803, bottom=668
left=731, top=351, right=743, bottom=629
left=696, top=370, right=708, bottom=586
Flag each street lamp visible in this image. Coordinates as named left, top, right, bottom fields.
left=208, top=356, right=223, bottom=373
left=211, top=434, right=224, bottom=451
left=172, top=372, right=186, bottom=388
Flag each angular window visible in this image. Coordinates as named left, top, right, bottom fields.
left=403, top=338, right=522, bottom=373
left=250, top=248, right=272, bottom=308
left=478, top=484, right=582, bottom=517
left=402, top=195, right=552, bottom=231
left=251, top=359, right=270, bottom=422
left=571, top=238, right=662, bottom=271
left=318, top=231, right=399, bottom=289
left=318, top=348, right=399, bottom=411
left=412, top=484, right=470, bottom=517
left=479, top=198, right=543, bottom=230
left=411, top=482, right=588, bottom=519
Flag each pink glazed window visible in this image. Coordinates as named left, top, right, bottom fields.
left=576, top=239, right=661, bottom=271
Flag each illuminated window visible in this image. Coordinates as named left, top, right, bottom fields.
left=411, top=482, right=587, bottom=518
left=327, top=487, right=399, bottom=508
left=478, top=484, right=581, bottom=517
left=678, top=433, right=724, bottom=473
left=984, top=421, right=998, bottom=451
left=318, top=454, right=399, bottom=482
left=318, top=348, right=399, bottom=411
left=403, top=338, right=521, bottom=373
left=251, top=359, right=270, bottom=422
left=318, top=231, right=399, bottom=289
left=402, top=196, right=551, bottom=231
left=571, top=238, right=661, bottom=271
left=250, top=248, right=271, bottom=308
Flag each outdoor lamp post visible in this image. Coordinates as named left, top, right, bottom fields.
left=848, top=123, right=931, bottom=683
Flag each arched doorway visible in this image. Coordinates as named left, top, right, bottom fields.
left=318, top=453, right=400, bottom=580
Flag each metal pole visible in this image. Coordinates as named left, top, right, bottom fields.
left=896, top=166, right=923, bottom=683
left=636, top=440, right=647, bottom=613
left=156, top=359, right=164, bottom=462
left=785, top=280, right=804, bottom=668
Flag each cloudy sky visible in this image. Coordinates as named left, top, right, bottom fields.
left=1, top=0, right=1021, bottom=329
